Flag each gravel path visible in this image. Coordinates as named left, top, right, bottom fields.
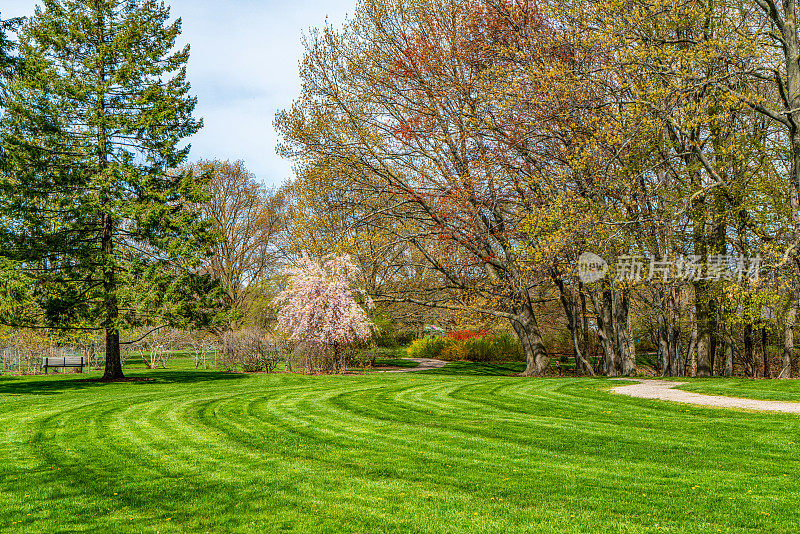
left=611, top=379, right=800, bottom=414
left=380, top=358, right=448, bottom=373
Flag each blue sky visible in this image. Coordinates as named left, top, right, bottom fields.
left=2, top=0, right=355, bottom=187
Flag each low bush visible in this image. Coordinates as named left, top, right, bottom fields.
left=407, top=331, right=524, bottom=362
left=221, top=330, right=281, bottom=373
left=371, top=313, right=399, bottom=348
left=394, top=330, right=418, bottom=346
left=440, top=341, right=468, bottom=361
left=461, top=336, right=495, bottom=362
left=484, top=331, right=525, bottom=362
left=406, top=336, right=448, bottom=359
left=286, top=341, right=360, bottom=374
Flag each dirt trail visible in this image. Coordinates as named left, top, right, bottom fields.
left=611, top=379, right=800, bottom=414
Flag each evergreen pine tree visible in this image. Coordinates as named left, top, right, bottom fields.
left=0, top=12, right=20, bottom=113
left=0, top=0, right=217, bottom=380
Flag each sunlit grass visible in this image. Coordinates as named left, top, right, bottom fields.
left=0, top=364, right=798, bottom=532
left=678, top=378, right=800, bottom=403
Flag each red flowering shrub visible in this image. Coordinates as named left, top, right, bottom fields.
left=446, top=330, right=491, bottom=341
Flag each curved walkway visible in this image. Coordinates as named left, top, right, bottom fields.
left=611, top=379, right=800, bottom=414
left=380, top=358, right=447, bottom=373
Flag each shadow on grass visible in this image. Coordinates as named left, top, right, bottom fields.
left=0, top=370, right=247, bottom=396
left=418, top=361, right=527, bottom=376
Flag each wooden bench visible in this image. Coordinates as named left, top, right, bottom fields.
left=42, top=356, right=87, bottom=374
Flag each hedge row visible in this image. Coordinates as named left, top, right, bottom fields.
left=407, top=332, right=524, bottom=362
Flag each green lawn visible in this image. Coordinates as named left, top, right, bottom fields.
left=1, top=364, right=799, bottom=532
left=372, top=357, right=420, bottom=368
left=677, top=378, right=800, bottom=402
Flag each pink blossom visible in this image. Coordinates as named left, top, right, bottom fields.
left=274, top=255, right=374, bottom=345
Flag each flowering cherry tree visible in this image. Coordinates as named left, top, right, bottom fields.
left=275, top=255, right=373, bottom=353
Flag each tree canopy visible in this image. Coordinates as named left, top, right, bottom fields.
left=0, top=0, right=217, bottom=380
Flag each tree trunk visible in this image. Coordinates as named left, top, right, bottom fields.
left=571, top=298, right=595, bottom=376
left=101, top=212, right=123, bottom=381
left=770, top=4, right=800, bottom=377
left=513, top=305, right=549, bottom=377
left=686, top=302, right=698, bottom=377
left=744, top=322, right=754, bottom=377
left=589, top=288, right=618, bottom=377
left=553, top=274, right=594, bottom=376
left=658, top=287, right=682, bottom=376
left=97, top=13, right=123, bottom=382
left=580, top=287, right=590, bottom=361
left=669, top=288, right=684, bottom=376
left=723, top=327, right=734, bottom=377
left=753, top=326, right=763, bottom=378
left=781, top=300, right=797, bottom=379
left=570, top=324, right=594, bottom=376
left=762, top=326, right=770, bottom=378
left=614, top=290, right=636, bottom=376
left=658, top=312, right=669, bottom=376
left=694, top=281, right=715, bottom=377
left=628, top=304, right=636, bottom=370
left=669, top=324, right=683, bottom=376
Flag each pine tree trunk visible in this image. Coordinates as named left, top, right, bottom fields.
left=104, top=329, right=123, bottom=380
left=97, top=20, right=123, bottom=381
left=101, top=211, right=123, bottom=381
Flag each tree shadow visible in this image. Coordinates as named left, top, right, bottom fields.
left=418, top=362, right=527, bottom=376
left=0, top=370, right=247, bottom=396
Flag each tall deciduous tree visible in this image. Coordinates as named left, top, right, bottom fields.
left=744, top=0, right=800, bottom=377
left=0, top=0, right=214, bottom=380
left=190, top=159, right=285, bottom=328
left=277, top=0, right=604, bottom=375
left=577, top=0, right=776, bottom=377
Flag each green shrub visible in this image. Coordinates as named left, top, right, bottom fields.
left=462, top=336, right=495, bottom=362
left=460, top=331, right=524, bottom=362
left=407, top=332, right=524, bottom=362
left=406, top=336, right=448, bottom=359
left=370, top=313, right=399, bottom=347
left=439, top=340, right=468, bottom=361
left=395, top=330, right=418, bottom=346
left=488, top=331, right=525, bottom=362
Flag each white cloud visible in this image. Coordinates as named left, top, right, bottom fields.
left=2, top=0, right=355, bottom=186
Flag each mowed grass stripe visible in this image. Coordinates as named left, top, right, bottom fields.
left=0, top=370, right=799, bottom=532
